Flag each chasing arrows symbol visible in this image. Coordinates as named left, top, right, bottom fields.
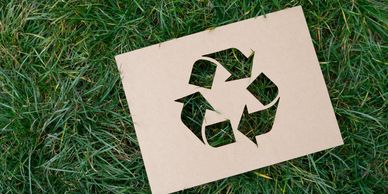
left=176, top=48, right=279, bottom=147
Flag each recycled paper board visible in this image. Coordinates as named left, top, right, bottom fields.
left=115, top=6, right=343, bottom=194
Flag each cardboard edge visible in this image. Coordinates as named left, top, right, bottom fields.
left=164, top=140, right=344, bottom=194
left=114, top=6, right=303, bottom=59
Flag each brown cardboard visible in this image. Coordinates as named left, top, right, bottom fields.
left=115, top=6, right=343, bottom=194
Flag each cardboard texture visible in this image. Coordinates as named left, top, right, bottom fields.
left=115, top=6, right=343, bottom=194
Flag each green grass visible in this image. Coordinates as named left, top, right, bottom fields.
left=0, top=0, right=387, bottom=193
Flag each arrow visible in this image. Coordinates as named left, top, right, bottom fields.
left=175, top=92, right=215, bottom=143
left=247, top=73, right=279, bottom=106
left=204, top=48, right=254, bottom=81
left=238, top=73, right=280, bottom=145
left=237, top=97, right=280, bottom=146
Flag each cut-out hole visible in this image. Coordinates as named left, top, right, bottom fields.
left=247, top=73, right=278, bottom=106
left=204, top=48, right=254, bottom=81
left=175, top=92, right=214, bottom=143
left=237, top=98, right=279, bottom=145
left=189, top=59, right=217, bottom=89
left=205, top=120, right=235, bottom=147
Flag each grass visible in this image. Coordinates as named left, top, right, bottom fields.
left=0, top=0, right=387, bottom=193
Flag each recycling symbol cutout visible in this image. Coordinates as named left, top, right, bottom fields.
left=176, top=48, right=280, bottom=147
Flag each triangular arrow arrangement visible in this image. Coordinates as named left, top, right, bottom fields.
left=176, top=48, right=279, bottom=147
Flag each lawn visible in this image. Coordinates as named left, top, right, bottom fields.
left=0, top=0, right=387, bottom=193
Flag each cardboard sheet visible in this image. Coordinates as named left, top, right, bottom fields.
left=115, top=6, right=343, bottom=193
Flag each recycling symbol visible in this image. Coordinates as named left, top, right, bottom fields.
left=176, top=48, right=280, bottom=147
